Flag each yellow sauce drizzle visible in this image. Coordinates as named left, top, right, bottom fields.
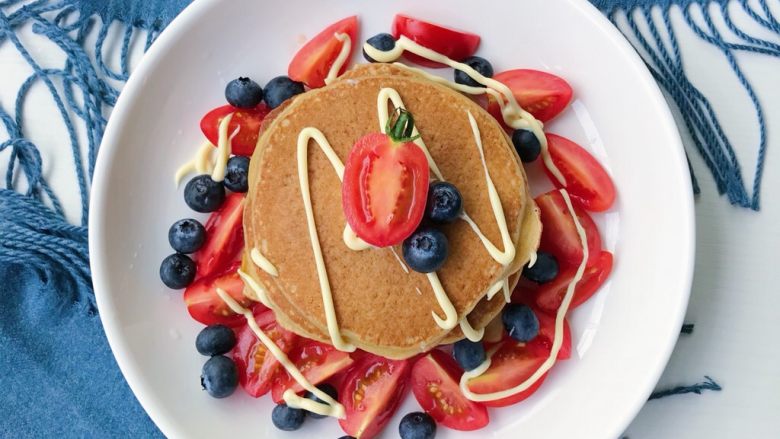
left=459, top=316, right=485, bottom=342
left=250, top=247, right=279, bottom=277
left=174, top=140, right=215, bottom=186
left=324, top=33, right=352, bottom=85
left=211, top=113, right=237, bottom=182
left=237, top=268, right=272, bottom=307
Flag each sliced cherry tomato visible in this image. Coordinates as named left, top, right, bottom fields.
left=342, top=110, right=429, bottom=247
left=194, top=192, right=245, bottom=279
left=183, top=264, right=260, bottom=327
left=536, top=190, right=601, bottom=267
left=545, top=134, right=616, bottom=212
left=528, top=306, right=572, bottom=360
left=200, top=104, right=270, bottom=156
left=411, top=350, right=489, bottom=431
left=465, top=341, right=547, bottom=407
left=487, top=69, right=573, bottom=123
left=391, top=14, right=480, bottom=68
left=232, top=309, right=298, bottom=398
left=288, top=16, right=359, bottom=88
left=535, top=251, right=613, bottom=314
left=339, top=354, right=411, bottom=439
left=271, top=341, right=354, bottom=403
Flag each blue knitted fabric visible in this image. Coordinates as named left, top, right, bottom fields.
left=5, top=0, right=763, bottom=436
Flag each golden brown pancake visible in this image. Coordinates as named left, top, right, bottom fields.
left=242, top=64, right=541, bottom=358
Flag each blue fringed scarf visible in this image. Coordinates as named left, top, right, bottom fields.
left=3, top=0, right=757, bottom=435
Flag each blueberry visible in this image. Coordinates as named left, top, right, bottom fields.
left=399, top=412, right=436, bottom=439
left=512, top=129, right=541, bottom=163
left=454, top=56, right=493, bottom=88
left=200, top=355, right=238, bottom=398
left=225, top=77, right=263, bottom=109
left=304, top=383, right=338, bottom=419
left=363, top=33, right=396, bottom=62
left=196, top=325, right=237, bottom=356
left=402, top=227, right=449, bottom=273
left=271, top=403, right=306, bottom=431
left=522, top=251, right=559, bottom=284
left=159, top=253, right=196, bottom=289
left=453, top=339, right=486, bottom=371
left=168, top=218, right=206, bottom=253
left=425, top=182, right=463, bottom=224
left=264, top=76, right=305, bottom=109
left=184, top=175, right=225, bottom=213
left=502, top=304, right=540, bottom=342
left=224, top=156, right=250, bottom=193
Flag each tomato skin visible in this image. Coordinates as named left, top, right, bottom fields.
left=487, top=69, right=573, bottom=123
left=465, top=341, right=547, bottom=407
left=194, top=192, right=245, bottom=279
left=545, top=134, right=616, bottom=212
left=339, top=354, right=411, bottom=439
left=534, top=251, right=613, bottom=314
left=183, top=264, right=260, bottom=327
left=391, top=14, right=480, bottom=68
left=411, top=350, right=489, bottom=431
left=200, top=104, right=270, bottom=156
left=270, top=341, right=354, bottom=403
left=342, top=132, right=429, bottom=247
left=232, top=310, right=298, bottom=398
left=288, top=16, right=359, bottom=88
left=536, top=190, right=602, bottom=267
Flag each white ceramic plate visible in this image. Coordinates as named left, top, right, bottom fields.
left=89, top=0, right=694, bottom=437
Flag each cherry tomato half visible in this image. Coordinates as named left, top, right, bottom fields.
left=391, top=14, right=480, bottom=68
left=288, top=16, right=359, bottom=88
left=487, top=69, right=573, bottom=123
left=183, top=263, right=260, bottom=327
left=200, top=104, right=270, bottom=156
left=546, top=133, right=616, bottom=212
left=270, top=341, right=354, bottom=403
left=194, top=192, right=245, bottom=279
left=536, top=190, right=602, bottom=267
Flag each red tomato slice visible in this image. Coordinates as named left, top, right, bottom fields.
left=339, top=354, right=411, bottom=439
left=200, top=104, right=270, bottom=156
left=536, top=190, right=601, bottom=267
left=342, top=132, right=429, bottom=247
left=545, top=134, right=616, bottom=212
left=465, top=341, right=547, bottom=407
left=183, top=264, right=260, bottom=327
left=391, top=14, right=480, bottom=68
left=232, top=309, right=298, bottom=398
left=534, top=251, right=613, bottom=314
left=194, top=192, right=245, bottom=279
left=411, top=350, right=489, bottom=431
left=288, top=16, right=359, bottom=88
left=487, top=69, right=573, bottom=123
left=270, top=341, right=354, bottom=403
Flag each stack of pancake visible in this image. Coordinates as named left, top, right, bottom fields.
left=241, top=64, right=541, bottom=359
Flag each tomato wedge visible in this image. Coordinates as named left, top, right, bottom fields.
left=183, top=264, right=259, bottom=327
left=288, top=16, right=359, bottom=88
left=391, top=14, right=480, bottom=68
left=536, top=190, right=601, bottom=266
left=342, top=109, right=429, bottom=247
left=487, top=69, right=573, bottom=123
left=200, top=104, right=270, bottom=156
left=339, top=354, right=411, bottom=439
left=270, top=341, right=354, bottom=403
left=232, top=309, right=298, bottom=398
left=411, top=350, right=489, bottom=431
left=194, top=192, right=244, bottom=279
left=465, top=341, right=547, bottom=407
left=534, top=251, right=613, bottom=314
left=545, top=134, right=616, bottom=212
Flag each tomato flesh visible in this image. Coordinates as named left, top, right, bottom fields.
left=534, top=251, right=614, bottom=314
left=271, top=341, right=354, bottom=403
left=194, top=192, right=245, bottom=279
left=411, top=350, right=489, bottom=431
left=232, top=310, right=298, bottom=398
left=183, top=264, right=258, bottom=327
left=545, top=133, right=616, bottom=212
left=391, top=14, right=480, bottom=68
left=342, top=133, right=429, bottom=247
left=288, top=16, right=359, bottom=88
left=200, top=104, right=270, bottom=156
left=465, top=341, right=547, bottom=407
left=339, top=354, right=410, bottom=439
left=536, top=190, right=601, bottom=267
left=487, top=69, right=573, bottom=123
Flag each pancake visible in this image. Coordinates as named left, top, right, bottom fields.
left=242, top=64, right=540, bottom=358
